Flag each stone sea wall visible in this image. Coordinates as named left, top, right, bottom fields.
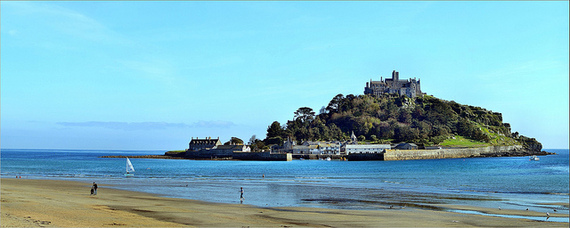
left=383, top=145, right=525, bottom=161
left=232, top=151, right=292, bottom=161
left=346, top=153, right=384, bottom=161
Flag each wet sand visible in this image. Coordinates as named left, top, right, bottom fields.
left=1, top=178, right=567, bottom=227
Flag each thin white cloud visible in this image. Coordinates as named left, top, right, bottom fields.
left=57, top=121, right=235, bottom=131
left=3, top=1, right=127, bottom=45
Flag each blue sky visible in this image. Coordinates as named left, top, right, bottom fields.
left=1, top=1, right=568, bottom=150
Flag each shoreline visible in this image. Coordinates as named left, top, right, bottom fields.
left=2, top=178, right=568, bottom=227
left=101, top=148, right=555, bottom=161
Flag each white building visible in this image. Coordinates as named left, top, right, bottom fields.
left=345, top=144, right=391, bottom=155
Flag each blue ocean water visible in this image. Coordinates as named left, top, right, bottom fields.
left=1, top=148, right=568, bottom=221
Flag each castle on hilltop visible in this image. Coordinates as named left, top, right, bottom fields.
left=364, top=70, right=423, bottom=98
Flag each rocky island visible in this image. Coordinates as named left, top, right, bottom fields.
left=105, top=70, right=552, bottom=161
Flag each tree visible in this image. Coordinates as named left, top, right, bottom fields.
left=394, top=125, right=419, bottom=142
left=319, top=106, right=327, bottom=115
left=398, top=110, right=412, bottom=124
left=326, top=94, right=344, bottom=113
left=370, top=134, right=378, bottom=142
left=248, top=135, right=266, bottom=152
left=248, top=135, right=257, bottom=145
left=261, top=92, right=532, bottom=148
left=253, top=140, right=267, bottom=151
left=294, top=107, right=315, bottom=123
left=224, top=137, right=243, bottom=145
left=265, top=136, right=283, bottom=146
left=328, top=123, right=345, bottom=141
left=266, top=121, right=284, bottom=139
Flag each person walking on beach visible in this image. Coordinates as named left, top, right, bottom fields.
left=92, top=182, right=98, bottom=195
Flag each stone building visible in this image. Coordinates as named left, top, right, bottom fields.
left=188, top=137, right=222, bottom=151
left=186, top=137, right=251, bottom=158
left=215, top=145, right=251, bottom=154
left=302, top=141, right=342, bottom=155
left=395, top=143, right=418, bottom=150
left=364, top=70, right=422, bottom=98
left=345, top=144, right=391, bottom=155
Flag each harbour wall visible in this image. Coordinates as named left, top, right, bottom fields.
left=233, top=151, right=292, bottom=161
left=184, top=150, right=292, bottom=161
left=292, top=154, right=343, bottom=160
left=346, top=153, right=384, bottom=161
left=383, top=145, right=524, bottom=161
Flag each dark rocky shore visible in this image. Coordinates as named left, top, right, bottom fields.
left=477, top=150, right=555, bottom=157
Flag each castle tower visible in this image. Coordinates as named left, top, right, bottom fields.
left=392, top=70, right=399, bottom=81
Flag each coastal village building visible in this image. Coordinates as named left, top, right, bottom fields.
left=303, top=141, right=342, bottom=155
left=364, top=70, right=422, bottom=98
left=395, top=143, right=418, bottom=150
left=186, top=137, right=252, bottom=158
left=282, top=137, right=296, bottom=150
left=292, top=145, right=310, bottom=154
left=345, top=144, right=391, bottom=155
left=187, top=137, right=250, bottom=153
left=215, top=145, right=251, bottom=153
left=188, top=137, right=222, bottom=151
left=277, top=139, right=343, bottom=155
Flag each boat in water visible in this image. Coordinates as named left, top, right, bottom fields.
left=125, top=157, right=135, bottom=177
left=530, top=155, right=540, bottom=161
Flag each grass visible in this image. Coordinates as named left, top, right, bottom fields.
left=440, top=135, right=489, bottom=148
left=477, top=123, right=521, bottom=146
left=165, top=150, right=186, bottom=155
left=440, top=123, right=522, bottom=148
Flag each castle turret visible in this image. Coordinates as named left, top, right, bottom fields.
left=392, top=70, right=399, bottom=81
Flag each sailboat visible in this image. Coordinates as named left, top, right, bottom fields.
left=125, top=157, right=135, bottom=177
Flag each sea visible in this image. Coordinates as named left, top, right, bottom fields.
left=1, top=148, right=568, bottom=222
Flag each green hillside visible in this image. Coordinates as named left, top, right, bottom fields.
left=263, top=94, right=542, bottom=151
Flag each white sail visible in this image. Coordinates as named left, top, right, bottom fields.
left=126, top=157, right=135, bottom=173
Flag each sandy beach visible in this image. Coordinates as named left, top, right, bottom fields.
left=1, top=178, right=567, bottom=227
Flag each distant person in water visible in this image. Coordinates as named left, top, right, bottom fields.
left=240, top=187, right=244, bottom=203
left=92, top=182, right=98, bottom=195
